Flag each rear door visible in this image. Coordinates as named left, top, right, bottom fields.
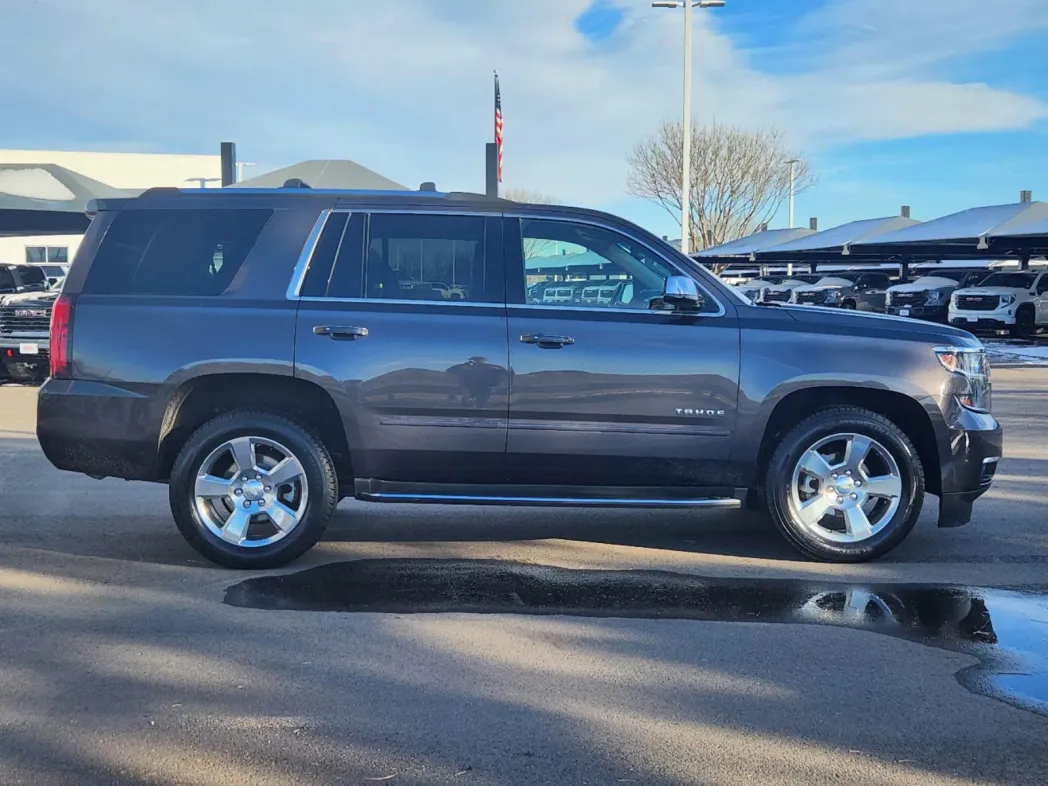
left=292, top=210, right=509, bottom=484
left=504, top=215, right=741, bottom=489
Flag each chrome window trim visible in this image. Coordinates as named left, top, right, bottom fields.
left=287, top=207, right=495, bottom=303
left=299, top=296, right=502, bottom=309
left=505, top=212, right=727, bottom=318
left=285, top=209, right=333, bottom=300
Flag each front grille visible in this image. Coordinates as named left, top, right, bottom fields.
left=956, top=295, right=999, bottom=311
left=0, top=305, right=52, bottom=335
left=794, top=291, right=826, bottom=305
left=763, top=290, right=792, bottom=303
left=890, top=291, right=925, bottom=306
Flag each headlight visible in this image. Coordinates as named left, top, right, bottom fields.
left=1000, top=294, right=1015, bottom=306
left=935, top=347, right=991, bottom=412
left=925, top=290, right=944, bottom=305
left=824, top=289, right=842, bottom=303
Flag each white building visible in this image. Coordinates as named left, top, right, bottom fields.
left=0, top=149, right=222, bottom=268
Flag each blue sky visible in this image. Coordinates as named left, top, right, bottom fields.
left=2, top=0, right=1047, bottom=243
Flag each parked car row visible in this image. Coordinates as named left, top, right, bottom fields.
left=0, top=264, right=62, bottom=383
left=729, top=265, right=1048, bottom=337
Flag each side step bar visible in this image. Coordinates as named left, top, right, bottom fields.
left=354, top=479, right=745, bottom=510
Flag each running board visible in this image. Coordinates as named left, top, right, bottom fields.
left=354, top=479, right=745, bottom=509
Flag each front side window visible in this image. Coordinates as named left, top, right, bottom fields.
left=1037, top=275, right=1048, bottom=295
left=84, top=208, right=272, bottom=296
left=520, top=219, right=702, bottom=311
left=363, top=213, right=484, bottom=303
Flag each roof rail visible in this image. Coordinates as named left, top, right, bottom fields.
left=283, top=178, right=312, bottom=189
left=443, top=191, right=511, bottom=203
left=139, top=187, right=184, bottom=198
left=419, top=181, right=437, bottom=192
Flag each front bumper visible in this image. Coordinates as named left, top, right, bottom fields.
left=949, top=306, right=1016, bottom=330
left=887, top=304, right=947, bottom=321
left=937, top=406, right=1002, bottom=528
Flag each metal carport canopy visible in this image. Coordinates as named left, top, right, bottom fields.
left=746, top=215, right=922, bottom=263
left=693, top=227, right=816, bottom=261
left=850, top=201, right=1048, bottom=258
left=0, top=163, right=139, bottom=236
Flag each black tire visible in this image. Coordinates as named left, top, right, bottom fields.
left=169, top=411, right=338, bottom=569
left=1011, top=306, right=1035, bottom=339
left=841, top=300, right=857, bottom=310
left=765, top=406, right=924, bottom=562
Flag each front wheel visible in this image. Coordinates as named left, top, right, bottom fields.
left=765, top=407, right=924, bottom=562
left=169, top=411, right=339, bottom=569
left=1011, top=306, right=1035, bottom=339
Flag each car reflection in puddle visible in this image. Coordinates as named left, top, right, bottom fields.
left=225, top=559, right=1048, bottom=716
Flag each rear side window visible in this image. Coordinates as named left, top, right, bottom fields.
left=16, top=266, right=46, bottom=287
left=84, top=208, right=272, bottom=296
left=364, top=213, right=485, bottom=302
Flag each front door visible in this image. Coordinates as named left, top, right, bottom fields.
left=504, top=216, right=741, bottom=489
left=1035, top=272, right=1048, bottom=325
left=293, top=210, right=509, bottom=484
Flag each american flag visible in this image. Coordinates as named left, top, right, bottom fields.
left=494, top=71, right=503, bottom=183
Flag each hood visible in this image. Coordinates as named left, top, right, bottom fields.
left=782, top=304, right=978, bottom=346
left=888, top=277, right=957, bottom=293
left=0, top=289, right=59, bottom=308
left=954, top=288, right=1011, bottom=297
left=793, top=283, right=849, bottom=294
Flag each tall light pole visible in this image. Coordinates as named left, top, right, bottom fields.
left=185, top=177, right=221, bottom=189
left=236, top=162, right=257, bottom=183
left=786, top=158, right=800, bottom=228
left=653, top=0, right=725, bottom=254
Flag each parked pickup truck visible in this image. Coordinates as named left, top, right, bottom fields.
left=949, top=269, right=1048, bottom=337
left=790, top=272, right=893, bottom=311
left=37, top=186, right=1001, bottom=568
left=885, top=271, right=988, bottom=323
left=0, top=285, right=58, bottom=382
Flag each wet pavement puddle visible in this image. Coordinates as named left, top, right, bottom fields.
left=225, top=559, right=1048, bottom=717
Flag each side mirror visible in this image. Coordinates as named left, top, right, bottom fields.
left=663, top=275, right=704, bottom=310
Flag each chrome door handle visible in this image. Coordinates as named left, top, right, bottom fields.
left=314, top=325, right=369, bottom=340
left=520, top=333, right=574, bottom=348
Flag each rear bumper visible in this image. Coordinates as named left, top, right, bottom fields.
left=937, top=408, right=1002, bottom=528
left=37, top=378, right=161, bottom=481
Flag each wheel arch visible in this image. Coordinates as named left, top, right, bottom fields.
left=157, top=373, right=353, bottom=486
left=753, top=384, right=943, bottom=497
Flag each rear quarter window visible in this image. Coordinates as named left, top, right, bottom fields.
left=83, top=208, right=273, bottom=296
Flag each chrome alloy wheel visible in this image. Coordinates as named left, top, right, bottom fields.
left=193, top=436, right=309, bottom=548
left=789, top=433, right=903, bottom=544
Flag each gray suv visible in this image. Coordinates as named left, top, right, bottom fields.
left=37, top=187, right=1002, bottom=567
left=791, top=271, right=893, bottom=311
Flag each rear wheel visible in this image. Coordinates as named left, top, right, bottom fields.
left=765, top=407, right=924, bottom=562
left=169, top=411, right=338, bottom=569
left=841, top=300, right=857, bottom=310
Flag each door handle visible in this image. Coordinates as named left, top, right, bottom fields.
left=313, top=325, right=369, bottom=340
left=520, top=333, right=574, bottom=348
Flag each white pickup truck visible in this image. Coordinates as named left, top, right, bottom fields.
left=948, top=269, right=1048, bottom=337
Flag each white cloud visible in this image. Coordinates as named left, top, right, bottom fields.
left=0, top=0, right=1045, bottom=211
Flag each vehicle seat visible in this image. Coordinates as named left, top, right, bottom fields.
left=366, top=249, right=402, bottom=299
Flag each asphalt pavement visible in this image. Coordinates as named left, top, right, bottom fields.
left=1, top=369, right=1047, bottom=785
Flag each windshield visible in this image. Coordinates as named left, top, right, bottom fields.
left=814, top=276, right=855, bottom=286
left=977, top=272, right=1037, bottom=288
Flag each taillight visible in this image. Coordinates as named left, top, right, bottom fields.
left=50, top=294, right=75, bottom=379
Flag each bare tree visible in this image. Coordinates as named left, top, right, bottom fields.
left=504, top=188, right=562, bottom=259
left=503, top=187, right=558, bottom=205
left=627, top=121, right=814, bottom=255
